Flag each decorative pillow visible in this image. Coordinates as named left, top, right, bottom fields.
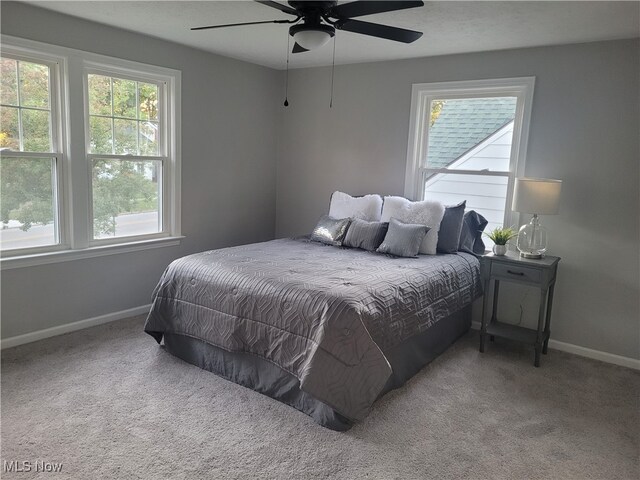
left=437, top=201, right=466, bottom=254
left=343, top=219, right=389, bottom=252
left=458, top=210, right=489, bottom=255
left=329, top=191, right=383, bottom=221
left=310, top=215, right=351, bottom=246
left=376, top=217, right=430, bottom=258
left=380, top=196, right=445, bottom=255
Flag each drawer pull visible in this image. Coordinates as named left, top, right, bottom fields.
left=507, top=270, right=524, bottom=276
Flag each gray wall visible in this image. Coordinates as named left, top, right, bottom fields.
left=1, top=3, right=281, bottom=338
left=276, top=40, right=640, bottom=359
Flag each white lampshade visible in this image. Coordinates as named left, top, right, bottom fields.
left=293, top=30, right=332, bottom=50
left=512, top=177, right=562, bottom=215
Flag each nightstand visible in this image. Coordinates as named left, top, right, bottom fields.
left=479, top=251, right=560, bottom=367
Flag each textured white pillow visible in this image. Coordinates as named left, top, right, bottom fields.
left=380, top=196, right=445, bottom=254
left=328, top=191, right=383, bottom=221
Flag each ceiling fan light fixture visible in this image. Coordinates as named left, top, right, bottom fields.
left=290, top=24, right=335, bottom=50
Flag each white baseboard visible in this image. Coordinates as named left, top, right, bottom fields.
left=0, top=304, right=151, bottom=350
left=545, top=339, right=640, bottom=370
left=471, top=321, right=640, bottom=370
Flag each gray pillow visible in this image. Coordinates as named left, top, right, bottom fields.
left=458, top=210, right=488, bottom=255
left=376, top=217, right=430, bottom=258
left=437, top=201, right=466, bottom=254
left=343, top=219, right=388, bottom=251
left=310, top=215, right=351, bottom=246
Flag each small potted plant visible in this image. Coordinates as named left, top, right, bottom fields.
left=484, top=226, right=518, bottom=256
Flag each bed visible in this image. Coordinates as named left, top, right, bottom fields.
left=144, top=236, right=482, bottom=430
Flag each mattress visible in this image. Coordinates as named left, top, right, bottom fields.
left=144, top=237, right=482, bottom=423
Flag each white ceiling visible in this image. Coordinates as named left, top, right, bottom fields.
left=27, top=1, right=640, bottom=70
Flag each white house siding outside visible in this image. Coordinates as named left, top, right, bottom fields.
left=424, top=122, right=514, bottom=241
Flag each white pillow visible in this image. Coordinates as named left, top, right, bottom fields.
left=380, top=196, right=445, bottom=255
left=328, top=191, right=383, bottom=221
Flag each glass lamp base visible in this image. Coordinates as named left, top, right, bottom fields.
left=520, top=251, right=544, bottom=259
left=516, top=214, right=548, bottom=259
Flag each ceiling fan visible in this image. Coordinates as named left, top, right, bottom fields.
left=192, top=1, right=425, bottom=52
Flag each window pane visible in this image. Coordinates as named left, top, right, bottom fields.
left=0, top=157, right=56, bottom=250
left=0, top=106, right=20, bottom=150
left=1, top=58, right=18, bottom=105
left=88, top=74, right=112, bottom=116
left=112, top=78, right=136, bottom=118
left=18, top=61, right=49, bottom=109
left=89, top=116, right=113, bottom=154
left=92, top=159, right=161, bottom=239
left=87, top=74, right=161, bottom=157
left=86, top=72, right=166, bottom=241
left=424, top=172, right=508, bottom=237
left=427, top=97, right=516, bottom=171
left=138, top=82, right=158, bottom=121
left=113, top=119, right=137, bottom=155
left=22, top=109, right=51, bottom=152
left=139, top=121, right=158, bottom=155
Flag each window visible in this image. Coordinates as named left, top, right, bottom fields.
left=0, top=53, right=63, bottom=252
left=0, top=36, right=181, bottom=266
left=85, top=71, right=164, bottom=241
left=405, top=78, right=535, bottom=237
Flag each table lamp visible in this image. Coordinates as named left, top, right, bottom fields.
left=512, top=177, right=562, bottom=259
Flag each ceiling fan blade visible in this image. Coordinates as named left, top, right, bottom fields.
left=191, top=19, right=289, bottom=31
left=292, top=43, right=309, bottom=54
left=254, top=1, right=299, bottom=16
left=330, top=1, right=424, bottom=19
left=336, top=19, right=422, bottom=43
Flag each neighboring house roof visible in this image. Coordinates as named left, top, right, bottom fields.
left=427, top=97, right=517, bottom=169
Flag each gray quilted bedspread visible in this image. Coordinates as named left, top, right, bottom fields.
left=144, top=238, right=481, bottom=421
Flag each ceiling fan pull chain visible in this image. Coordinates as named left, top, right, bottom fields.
left=284, top=31, right=290, bottom=107
left=330, top=32, right=336, bottom=108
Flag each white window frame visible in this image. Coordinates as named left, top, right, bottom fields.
left=0, top=35, right=182, bottom=270
left=0, top=46, right=69, bottom=256
left=404, top=77, right=535, bottom=229
left=83, top=64, right=173, bottom=246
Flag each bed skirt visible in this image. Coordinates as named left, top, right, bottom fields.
left=162, top=304, right=471, bottom=431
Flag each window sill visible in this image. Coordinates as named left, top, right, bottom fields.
left=0, top=235, right=184, bottom=270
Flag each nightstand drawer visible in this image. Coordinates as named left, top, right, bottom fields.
left=491, top=263, right=541, bottom=283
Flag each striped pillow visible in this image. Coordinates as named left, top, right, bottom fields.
left=343, top=219, right=388, bottom=251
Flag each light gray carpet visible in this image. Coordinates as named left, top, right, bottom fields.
left=1, top=315, right=638, bottom=480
